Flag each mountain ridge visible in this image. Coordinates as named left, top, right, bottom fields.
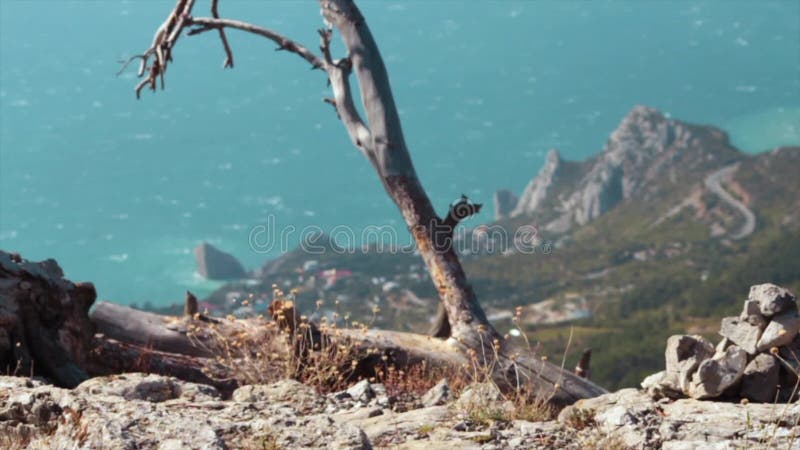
left=499, top=105, right=748, bottom=235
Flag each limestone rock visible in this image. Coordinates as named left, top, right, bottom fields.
left=0, top=374, right=368, bottom=449
left=194, top=242, right=246, bottom=280
left=560, top=387, right=800, bottom=449
left=345, top=379, right=375, bottom=403
left=5, top=371, right=800, bottom=449
left=719, top=316, right=762, bottom=354
left=749, top=283, right=796, bottom=317
left=756, top=306, right=800, bottom=352
left=512, top=149, right=562, bottom=217
left=76, top=373, right=219, bottom=402
left=233, top=379, right=317, bottom=403
left=640, top=370, right=666, bottom=391
left=664, top=335, right=715, bottom=392
left=559, top=389, right=662, bottom=448
left=715, top=337, right=732, bottom=353
left=421, top=378, right=451, bottom=407
left=340, top=405, right=452, bottom=447
left=641, top=370, right=683, bottom=399
left=370, top=383, right=390, bottom=407
left=455, top=382, right=504, bottom=410
left=740, top=354, right=779, bottom=403
left=687, top=346, right=747, bottom=399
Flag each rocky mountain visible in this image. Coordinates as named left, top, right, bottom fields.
left=501, top=105, right=744, bottom=234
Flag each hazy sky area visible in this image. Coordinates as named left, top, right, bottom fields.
left=1, top=1, right=798, bottom=305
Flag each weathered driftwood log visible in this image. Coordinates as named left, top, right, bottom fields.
left=92, top=301, right=213, bottom=358
left=86, top=334, right=237, bottom=395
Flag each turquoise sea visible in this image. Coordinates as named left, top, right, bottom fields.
left=1, top=1, right=798, bottom=306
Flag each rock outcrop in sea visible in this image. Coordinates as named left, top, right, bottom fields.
left=194, top=242, right=247, bottom=280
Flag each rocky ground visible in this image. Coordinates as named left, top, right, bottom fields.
left=2, top=373, right=798, bottom=450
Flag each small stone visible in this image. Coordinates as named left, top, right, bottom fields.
left=507, top=437, right=524, bottom=448
left=370, top=383, right=390, bottom=407
left=749, top=283, right=796, bottom=317
left=719, top=317, right=762, bottom=355
left=346, top=379, right=374, bottom=403
left=366, top=407, right=383, bottom=418
left=453, top=421, right=470, bottom=432
left=641, top=371, right=682, bottom=399
left=641, top=371, right=666, bottom=390
left=688, top=346, right=747, bottom=399
left=596, top=405, right=635, bottom=431
left=421, top=379, right=451, bottom=407
left=455, top=382, right=504, bottom=410
left=740, top=300, right=767, bottom=329
left=740, top=354, right=779, bottom=403
left=756, top=306, right=800, bottom=352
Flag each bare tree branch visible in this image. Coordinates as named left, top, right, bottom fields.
left=125, top=0, right=197, bottom=98
left=210, top=0, right=234, bottom=68
left=184, top=17, right=373, bottom=155
left=186, top=17, right=324, bottom=70
left=318, top=28, right=372, bottom=157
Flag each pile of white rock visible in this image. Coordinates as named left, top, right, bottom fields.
left=643, top=283, right=799, bottom=402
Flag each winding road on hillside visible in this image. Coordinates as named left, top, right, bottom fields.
left=704, top=164, right=756, bottom=239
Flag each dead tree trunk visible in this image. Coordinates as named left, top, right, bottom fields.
left=120, top=0, right=607, bottom=403
left=126, top=0, right=493, bottom=356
